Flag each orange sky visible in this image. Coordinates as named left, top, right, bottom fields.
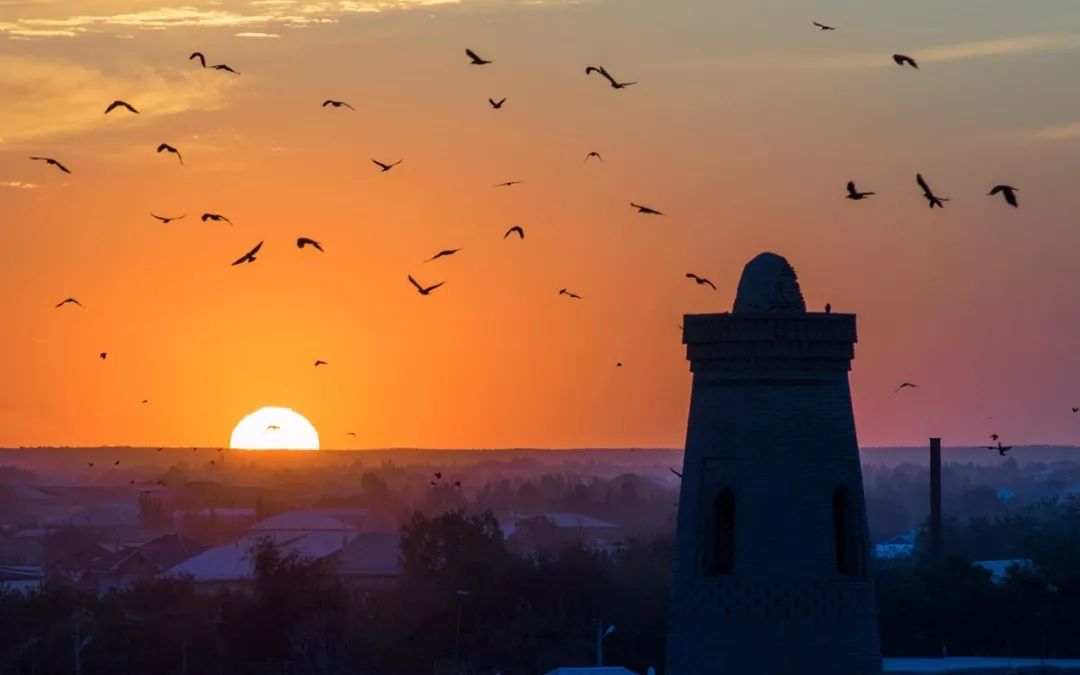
left=1, top=0, right=1079, bottom=449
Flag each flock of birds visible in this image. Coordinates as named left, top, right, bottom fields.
left=22, top=22, right=1079, bottom=458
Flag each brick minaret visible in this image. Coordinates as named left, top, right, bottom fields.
left=665, top=252, right=881, bottom=675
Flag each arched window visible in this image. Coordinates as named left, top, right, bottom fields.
left=832, top=486, right=865, bottom=578
left=706, top=487, right=735, bottom=576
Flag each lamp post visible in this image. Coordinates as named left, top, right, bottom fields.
left=595, top=622, right=615, bottom=666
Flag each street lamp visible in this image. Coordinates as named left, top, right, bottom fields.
left=595, top=622, right=616, bottom=666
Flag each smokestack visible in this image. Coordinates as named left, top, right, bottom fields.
left=929, top=438, right=942, bottom=562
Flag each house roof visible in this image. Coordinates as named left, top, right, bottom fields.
left=973, top=558, right=1034, bottom=583
left=333, top=532, right=401, bottom=577
left=248, top=509, right=355, bottom=532
left=538, top=513, right=619, bottom=529
left=104, top=534, right=204, bottom=572
left=164, top=531, right=357, bottom=582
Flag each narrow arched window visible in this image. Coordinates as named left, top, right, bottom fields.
left=832, top=486, right=865, bottom=578
left=707, top=487, right=735, bottom=576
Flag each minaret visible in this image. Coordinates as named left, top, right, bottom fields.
left=665, top=252, right=881, bottom=675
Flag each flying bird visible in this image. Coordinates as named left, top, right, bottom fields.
left=812, top=21, right=836, bottom=31
left=210, top=63, right=240, bottom=74
left=408, top=275, right=445, bottom=296
left=434, top=472, right=442, bottom=480
left=585, top=65, right=637, bottom=89
left=988, top=184, right=1019, bottom=208
left=894, top=382, right=918, bottom=393
left=87, top=462, right=94, bottom=468
left=104, top=100, right=138, bottom=115
left=99, top=352, right=107, bottom=360
left=987, top=441, right=1013, bottom=457
left=846, top=181, right=874, bottom=200
left=559, top=288, right=583, bottom=300
left=266, top=425, right=280, bottom=431
left=189, top=52, right=207, bottom=67
left=231, top=241, right=263, bottom=266
left=990, top=433, right=999, bottom=441
left=156, top=143, right=183, bottom=165
left=297, top=237, right=324, bottom=252
left=616, top=362, right=623, bottom=368
left=466, top=48, right=492, bottom=65
left=322, top=99, right=354, bottom=110
left=347, top=432, right=357, bottom=437
left=584, top=151, right=603, bottom=163
left=631, top=202, right=663, bottom=215
left=372, top=158, right=402, bottom=172
left=314, top=360, right=328, bottom=367
left=494, top=180, right=523, bottom=188
left=685, top=273, right=717, bottom=290
left=488, top=97, right=506, bottom=109
left=1072, top=407, right=1078, bottom=413
left=893, top=54, right=918, bottom=69
left=113, top=460, right=120, bottom=466
left=29, top=156, right=71, bottom=174
left=425, top=249, right=461, bottom=262
left=151, top=213, right=185, bottom=223
left=916, top=173, right=949, bottom=208
left=454, top=481, right=461, bottom=488
left=201, top=213, right=231, bottom=224
left=55, top=297, right=84, bottom=309
left=141, top=400, right=149, bottom=404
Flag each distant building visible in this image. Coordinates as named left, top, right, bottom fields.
left=667, top=253, right=881, bottom=675
left=0, top=565, right=43, bottom=594
left=331, top=532, right=402, bottom=587
left=503, top=512, right=620, bottom=551
left=874, top=532, right=916, bottom=560
left=247, top=508, right=368, bottom=535
left=88, top=534, right=204, bottom=595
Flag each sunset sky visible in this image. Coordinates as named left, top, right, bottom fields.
left=1, top=0, right=1079, bottom=450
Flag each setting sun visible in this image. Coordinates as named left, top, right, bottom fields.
left=229, top=407, right=320, bottom=451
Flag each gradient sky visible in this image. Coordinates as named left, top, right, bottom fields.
left=1, top=0, right=1079, bottom=449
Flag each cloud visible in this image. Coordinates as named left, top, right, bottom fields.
left=235, top=31, right=280, bottom=37
left=0, top=180, right=40, bottom=189
left=823, top=34, right=1080, bottom=69
left=1029, top=121, right=1080, bottom=142
left=0, top=55, right=238, bottom=146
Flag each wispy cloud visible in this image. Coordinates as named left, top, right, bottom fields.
left=823, top=34, right=1080, bottom=69
left=235, top=31, right=280, bottom=37
left=0, top=180, right=40, bottom=189
left=0, top=55, right=238, bottom=146
left=1029, top=120, right=1080, bottom=143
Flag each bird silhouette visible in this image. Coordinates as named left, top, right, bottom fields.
left=151, top=213, right=185, bottom=223
left=987, top=441, right=1013, bottom=457
left=430, top=480, right=438, bottom=486
left=189, top=52, right=207, bottom=67
left=297, top=237, right=324, bottom=252
left=425, top=249, right=461, bottom=262
left=201, top=213, right=232, bottom=225
left=670, top=468, right=683, bottom=479
left=141, top=400, right=149, bottom=404
left=155, top=447, right=164, bottom=452
left=631, top=202, right=663, bottom=215
left=55, top=297, right=84, bottom=309
left=314, top=360, right=328, bottom=367
left=1072, top=407, right=1078, bottom=413
left=347, top=432, right=357, bottom=437
left=616, top=362, right=623, bottom=368
left=990, top=433, right=999, bottom=441
left=504, top=226, right=525, bottom=239
left=846, top=181, right=875, bottom=200
left=454, top=481, right=461, bottom=488
left=408, top=275, right=445, bottom=296
left=87, top=462, right=95, bottom=468
left=685, top=273, right=717, bottom=290
left=559, top=288, right=583, bottom=300
left=113, top=460, right=120, bottom=466
left=210, top=63, right=239, bottom=74
left=104, top=100, right=138, bottom=115
left=494, top=180, right=523, bottom=188
left=29, top=156, right=71, bottom=173
left=893, top=54, right=918, bottom=69
left=156, top=143, right=183, bottom=165
left=322, top=99, right=354, bottom=110
left=812, top=21, right=836, bottom=31
left=99, top=352, right=107, bottom=360
left=434, top=472, right=442, bottom=479
left=584, top=151, right=603, bottom=163
left=266, top=424, right=280, bottom=431
left=231, top=241, right=263, bottom=266
left=916, top=173, right=949, bottom=208
left=988, top=185, right=1019, bottom=208
left=894, top=382, right=918, bottom=393
left=466, top=48, right=492, bottom=65
left=372, top=158, right=402, bottom=172
left=585, top=65, right=637, bottom=89
left=489, top=97, right=506, bottom=109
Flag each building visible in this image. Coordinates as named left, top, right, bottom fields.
left=88, top=534, right=204, bottom=595
left=0, top=565, right=43, bottom=594
left=666, top=252, right=881, bottom=674
left=874, top=532, right=916, bottom=560
left=502, top=512, right=621, bottom=551
left=331, top=531, right=402, bottom=587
